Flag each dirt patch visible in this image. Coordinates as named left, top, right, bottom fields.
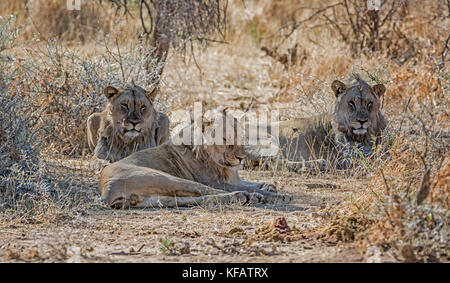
left=0, top=159, right=369, bottom=263
left=319, top=215, right=373, bottom=243
left=248, top=217, right=303, bottom=243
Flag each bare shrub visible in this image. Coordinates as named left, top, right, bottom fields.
left=250, top=0, right=449, bottom=68
left=0, top=16, right=37, bottom=172
left=0, top=0, right=138, bottom=43
left=0, top=17, right=110, bottom=220
left=376, top=92, right=448, bottom=261
left=11, top=37, right=164, bottom=156
left=109, top=0, right=228, bottom=76
left=263, top=0, right=410, bottom=56
left=0, top=16, right=43, bottom=216
left=325, top=86, right=449, bottom=262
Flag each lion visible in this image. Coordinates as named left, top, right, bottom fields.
left=99, top=113, right=292, bottom=208
left=245, top=74, right=388, bottom=171
left=87, top=84, right=170, bottom=162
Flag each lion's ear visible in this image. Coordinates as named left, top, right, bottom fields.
left=372, top=84, right=386, bottom=98
left=332, top=80, right=347, bottom=97
left=104, top=86, right=119, bottom=100
left=146, top=87, right=158, bottom=103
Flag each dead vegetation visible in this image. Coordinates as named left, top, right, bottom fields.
left=0, top=0, right=448, bottom=262
left=0, top=15, right=42, bottom=216
left=11, top=38, right=164, bottom=156
left=107, top=0, right=228, bottom=77
left=248, top=217, right=305, bottom=243
left=0, top=0, right=132, bottom=43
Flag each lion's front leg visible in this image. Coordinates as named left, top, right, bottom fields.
left=88, top=137, right=113, bottom=173
left=220, top=180, right=292, bottom=204
left=100, top=164, right=263, bottom=208
left=134, top=191, right=258, bottom=208
left=87, top=113, right=101, bottom=152
left=237, top=180, right=277, bottom=193
left=94, top=136, right=119, bottom=162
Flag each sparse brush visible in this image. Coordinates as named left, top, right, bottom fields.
left=0, top=16, right=38, bottom=171
left=12, top=37, right=165, bottom=156
left=0, top=15, right=21, bottom=53
left=0, top=17, right=112, bottom=220
left=331, top=96, right=449, bottom=262
left=108, top=0, right=228, bottom=77
left=0, top=0, right=140, bottom=43
left=0, top=16, right=43, bottom=216
left=367, top=101, right=449, bottom=261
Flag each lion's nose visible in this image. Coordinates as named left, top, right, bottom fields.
left=129, top=120, right=140, bottom=127
left=357, top=118, right=368, bottom=125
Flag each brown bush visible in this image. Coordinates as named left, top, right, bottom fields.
left=0, top=16, right=44, bottom=215
left=337, top=96, right=448, bottom=262
left=9, top=39, right=164, bottom=156
left=0, top=0, right=139, bottom=43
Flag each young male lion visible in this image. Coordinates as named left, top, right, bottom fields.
left=87, top=84, right=169, bottom=162
left=245, top=74, right=388, bottom=171
left=99, top=113, right=292, bottom=208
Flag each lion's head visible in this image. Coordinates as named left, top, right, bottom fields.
left=172, top=109, right=247, bottom=181
left=331, top=74, right=387, bottom=144
left=204, top=111, right=248, bottom=169
left=205, top=143, right=248, bottom=169
left=104, top=84, right=158, bottom=144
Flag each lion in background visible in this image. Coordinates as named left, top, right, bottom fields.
left=87, top=84, right=170, bottom=162
left=245, top=74, right=388, bottom=171
left=99, top=112, right=292, bottom=208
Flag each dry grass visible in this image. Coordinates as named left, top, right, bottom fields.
left=11, top=39, right=164, bottom=156
left=0, top=0, right=141, bottom=43
left=0, top=0, right=448, bottom=262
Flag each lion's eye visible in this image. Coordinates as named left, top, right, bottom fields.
left=140, top=106, right=146, bottom=113
left=121, top=104, right=128, bottom=112
left=348, top=101, right=356, bottom=110
left=367, top=102, right=373, bottom=111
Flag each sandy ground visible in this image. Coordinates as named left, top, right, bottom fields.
left=0, top=158, right=394, bottom=263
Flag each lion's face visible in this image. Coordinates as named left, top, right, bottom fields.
left=332, top=76, right=387, bottom=143
left=206, top=144, right=247, bottom=168
left=187, top=110, right=248, bottom=169
left=104, top=85, right=157, bottom=142
left=206, top=111, right=247, bottom=169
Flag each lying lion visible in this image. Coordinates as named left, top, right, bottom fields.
left=245, top=74, right=388, bottom=171
left=87, top=84, right=169, bottom=162
left=99, top=113, right=292, bottom=208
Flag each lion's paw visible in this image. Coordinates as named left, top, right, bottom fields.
left=264, top=193, right=293, bottom=204
left=260, top=183, right=277, bottom=193
left=246, top=192, right=265, bottom=205
left=228, top=191, right=265, bottom=205
left=229, top=191, right=250, bottom=205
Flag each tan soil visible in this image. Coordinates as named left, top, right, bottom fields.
left=0, top=159, right=394, bottom=263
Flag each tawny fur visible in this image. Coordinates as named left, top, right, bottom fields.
left=87, top=84, right=170, bottom=162
left=99, top=119, right=292, bottom=208
left=246, top=74, right=388, bottom=170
